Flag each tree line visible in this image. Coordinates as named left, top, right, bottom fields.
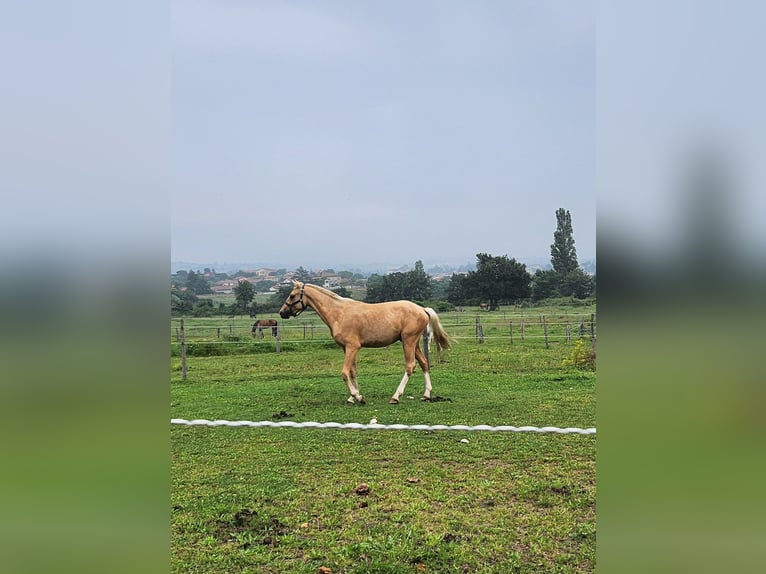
left=171, top=208, right=594, bottom=317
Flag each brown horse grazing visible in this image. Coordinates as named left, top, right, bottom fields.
left=279, top=281, right=451, bottom=405
left=252, top=319, right=278, bottom=338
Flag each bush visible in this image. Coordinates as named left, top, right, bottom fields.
left=563, top=338, right=596, bottom=370
left=421, top=299, right=455, bottom=313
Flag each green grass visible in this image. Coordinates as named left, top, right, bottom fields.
left=172, top=310, right=596, bottom=573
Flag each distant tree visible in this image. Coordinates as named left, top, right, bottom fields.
left=364, top=261, right=432, bottom=303
left=407, top=260, right=432, bottom=301
left=253, top=280, right=276, bottom=293
left=532, top=267, right=595, bottom=301
left=185, top=270, right=211, bottom=295
left=531, top=269, right=559, bottom=301
left=464, top=253, right=531, bottom=309
left=551, top=208, right=579, bottom=274
left=559, top=269, right=595, bottom=299
left=294, top=266, right=311, bottom=282
left=364, top=274, right=385, bottom=303
left=382, top=272, right=407, bottom=300
left=430, top=277, right=450, bottom=300
left=446, top=273, right=469, bottom=306
left=192, top=299, right=215, bottom=317
left=233, top=280, right=255, bottom=313
left=171, top=287, right=197, bottom=315
left=535, top=208, right=595, bottom=300
left=332, top=286, right=351, bottom=298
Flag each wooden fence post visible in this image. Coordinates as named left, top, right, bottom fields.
left=543, top=315, right=549, bottom=349
left=180, top=319, right=187, bottom=381
left=590, top=313, right=596, bottom=348
left=521, top=320, right=525, bottom=340
left=275, top=325, right=281, bottom=353
left=566, top=323, right=571, bottom=343
left=475, top=317, right=484, bottom=343
left=509, top=321, right=513, bottom=345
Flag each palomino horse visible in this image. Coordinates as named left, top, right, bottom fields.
left=279, top=281, right=451, bottom=404
left=252, top=319, right=278, bottom=338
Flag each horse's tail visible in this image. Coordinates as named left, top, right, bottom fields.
left=424, top=307, right=451, bottom=351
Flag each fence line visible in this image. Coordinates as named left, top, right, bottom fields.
left=172, top=315, right=596, bottom=372
left=170, top=334, right=593, bottom=346
left=172, top=320, right=597, bottom=336
left=171, top=418, right=596, bottom=435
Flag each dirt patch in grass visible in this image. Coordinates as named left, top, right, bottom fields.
left=214, top=508, right=289, bottom=548
left=423, top=395, right=453, bottom=402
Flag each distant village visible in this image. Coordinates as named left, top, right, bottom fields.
left=171, top=266, right=462, bottom=295
left=171, top=258, right=596, bottom=296
left=205, top=268, right=357, bottom=295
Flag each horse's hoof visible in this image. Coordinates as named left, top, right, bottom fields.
left=347, top=397, right=356, bottom=405
left=358, top=396, right=366, bottom=405
left=389, top=398, right=399, bottom=405
left=421, top=396, right=431, bottom=402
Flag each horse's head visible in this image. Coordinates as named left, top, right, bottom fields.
left=279, top=280, right=307, bottom=318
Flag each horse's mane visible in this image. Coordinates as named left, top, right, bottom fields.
left=305, top=283, right=352, bottom=302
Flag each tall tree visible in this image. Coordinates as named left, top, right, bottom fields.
left=407, top=260, right=432, bottom=301
left=233, top=279, right=254, bottom=313
left=550, top=208, right=579, bottom=274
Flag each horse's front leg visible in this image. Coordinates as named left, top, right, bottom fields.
left=342, top=346, right=365, bottom=405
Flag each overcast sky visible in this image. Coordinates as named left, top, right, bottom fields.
left=171, top=1, right=595, bottom=269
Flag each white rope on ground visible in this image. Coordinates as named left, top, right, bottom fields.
left=171, top=418, right=596, bottom=435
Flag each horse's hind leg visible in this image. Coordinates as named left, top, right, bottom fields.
left=342, top=346, right=365, bottom=405
left=390, top=339, right=419, bottom=404
left=414, top=344, right=433, bottom=400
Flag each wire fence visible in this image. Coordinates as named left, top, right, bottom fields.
left=171, top=313, right=597, bottom=347
left=171, top=312, right=596, bottom=383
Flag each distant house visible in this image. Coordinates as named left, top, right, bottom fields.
left=211, top=280, right=237, bottom=294
left=323, top=276, right=341, bottom=289
left=244, top=268, right=275, bottom=278
left=211, top=277, right=252, bottom=294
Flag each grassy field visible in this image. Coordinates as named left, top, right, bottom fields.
left=171, top=306, right=596, bottom=573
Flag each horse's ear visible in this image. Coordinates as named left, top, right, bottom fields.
left=292, top=279, right=299, bottom=287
